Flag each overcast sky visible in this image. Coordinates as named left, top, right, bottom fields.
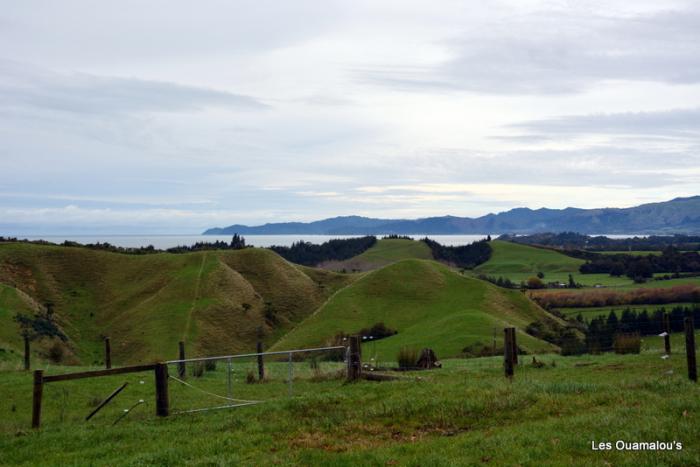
left=1, top=0, right=699, bottom=234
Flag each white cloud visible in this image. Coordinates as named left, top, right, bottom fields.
left=0, top=0, right=698, bottom=233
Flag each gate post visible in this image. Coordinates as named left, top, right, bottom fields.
left=32, top=370, right=44, bottom=428
left=347, top=336, right=362, bottom=381
left=154, top=363, right=170, bottom=417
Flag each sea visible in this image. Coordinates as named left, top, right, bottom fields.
left=8, top=233, right=641, bottom=249
left=11, top=234, right=493, bottom=249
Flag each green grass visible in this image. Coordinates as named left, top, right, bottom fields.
left=0, top=243, right=353, bottom=366
left=356, top=239, right=433, bottom=263
left=558, top=303, right=695, bottom=318
left=472, top=240, right=610, bottom=285
left=475, top=241, right=584, bottom=276
left=320, top=238, right=433, bottom=272
left=599, top=251, right=663, bottom=256
left=273, top=259, right=560, bottom=361
left=472, top=241, right=700, bottom=288
left=1, top=350, right=699, bottom=466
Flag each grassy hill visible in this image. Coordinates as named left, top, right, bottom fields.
left=0, top=242, right=354, bottom=366
left=273, top=259, right=560, bottom=361
left=320, top=238, right=433, bottom=272
left=474, top=240, right=635, bottom=286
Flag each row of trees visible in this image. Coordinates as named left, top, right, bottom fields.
left=0, top=235, right=249, bottom=255
left=422, top=238, right=492, bottom=269
left=527, top=305, right=700, bottom=355
left=500, top=232, right=700, bottom=252
left=477, top=273, right=580, bottom=290
left=269, top=236, right=377, bottom=266
left=580, top=247, right=700, bottom=281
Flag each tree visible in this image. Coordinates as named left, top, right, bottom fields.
left=527, top=276, right=545, bottom=289
left=14, top=302, right=67, bottom=342
left=536, top=271, right=545, bottom=279
left=230, top=234, right=246, bottom=250
left=568, top=274, right=576, bottom=288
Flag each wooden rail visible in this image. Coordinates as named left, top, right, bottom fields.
left=33, top=363, right=162, bottom=429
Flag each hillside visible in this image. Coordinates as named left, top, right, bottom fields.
left=204, top=195, right=700, bottom=235
left=474, top=240, right=584, bottom=280
left=0, top=242, right=354, bottom=366
left=319, top=238, right=433, bottom=271
left=272, top=259, right=560, bottom=360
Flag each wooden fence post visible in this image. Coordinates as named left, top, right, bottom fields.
left=104, top=337, right=112, bottom=369
left=664, top=313, right=672, bottom=355
left=32, top=370, right=44, bottom=428
left=512, top=327, right=518, bottom=365
left=504, top=328, right=514, bottom=379
left=256, top=340, right=265, bottom=381
left=347, top=336, right=362, bottom=381
left=24, top=335, right=30, bottom=371
left=178, top=341, right=186, bottom=378
left=154, top=363, right=170, bottom=417
left=685, top=317, right=697, bottom=382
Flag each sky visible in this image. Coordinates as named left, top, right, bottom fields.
left=1, top=0, right=699, bottom=234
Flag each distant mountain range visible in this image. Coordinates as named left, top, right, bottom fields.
left=203, top=196, right=700, bottom=235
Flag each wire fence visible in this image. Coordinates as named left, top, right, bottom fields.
left=164, top=346, right=348, bottom=414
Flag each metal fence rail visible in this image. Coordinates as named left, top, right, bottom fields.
left=165, top=345, right=349, bottom=414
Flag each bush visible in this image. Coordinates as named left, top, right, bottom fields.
left=204, top=360, right=217, bottom=372
left=47, top=341, right=65, bottom=363
left=613, top=333, right=641, bottom=354
left=397, top=347, right=418, bottom=369
left=358, top=322, right=397, bottom=340
left=461, top=341, right=502, bottom=358
left=246, top=370, right=257, bottom=384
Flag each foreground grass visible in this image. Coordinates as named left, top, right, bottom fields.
left=1, top=351, right=698, bottom=466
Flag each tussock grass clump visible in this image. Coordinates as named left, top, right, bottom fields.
left=397, top=347, right=418, bottom=369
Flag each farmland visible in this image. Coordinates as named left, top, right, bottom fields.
left=1, top=349, right=699, bottom=466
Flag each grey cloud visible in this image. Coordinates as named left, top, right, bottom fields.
left=361, top=8, right=700, bottom=94
left=0, top=60, right=268, bottom=115
left=509, top=108, right=700, bottom=137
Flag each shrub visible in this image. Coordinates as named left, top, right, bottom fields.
left=47, top=341, right=65, bottom=363
left=358, top=322, right=397, bottom=340
left=614, top=333, right=641, bottom=354
left=204, top=360, right=217, bottom=372
left=246, top=370, right=257, bottom=384
left=397, top=347, right=418, bottom=369
left=461, top=341, right=503, bottom=358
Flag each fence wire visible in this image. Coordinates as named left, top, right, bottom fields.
left=165, top=346, right=347, bottom=414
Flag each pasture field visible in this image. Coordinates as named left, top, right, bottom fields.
left=557, top=303, right=695, bottom=318
left=1, top=349, right=698, bottom=466
left=273, top=259, right=560, bottom=359
left=473, top=241, right=700, bottom=289
left=320, top=238, right=433, bottom=272
left=472, top=241, right=632, bottom=286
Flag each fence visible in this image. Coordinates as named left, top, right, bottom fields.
left=164, top=345, right=349, bottom=415
left=500, top=317, right=697, bottom=381
left=30, top=339, right=363, bottom=429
